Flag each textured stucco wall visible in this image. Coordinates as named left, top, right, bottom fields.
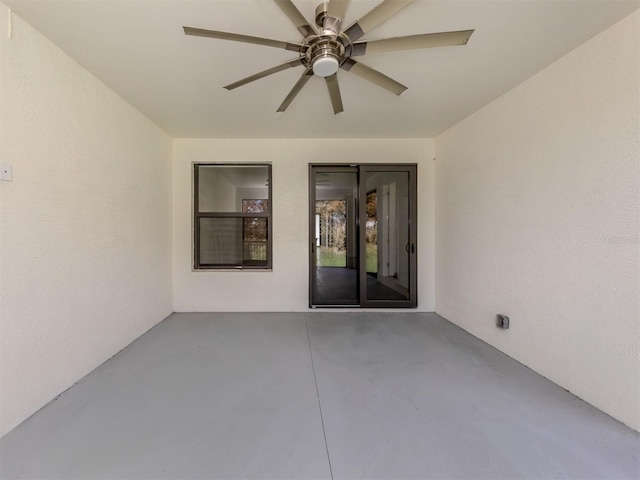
left=0, top=6, right=173, bottom=437
left=173, top=138, right=435, bottom=312
left=435, top=11, right=640, bottom=431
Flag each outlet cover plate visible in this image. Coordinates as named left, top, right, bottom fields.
left=496, top=314, right=510, bottom=329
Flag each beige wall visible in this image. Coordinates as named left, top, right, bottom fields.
left=435, top=11, right=640, bottom=431
left=0, top=6, right=173, bottom=436
left=172, top=138, right=435, bottom=312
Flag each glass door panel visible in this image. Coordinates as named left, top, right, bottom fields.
left=360, top=166, right=416, bottom=307
left=310, top=167, right=359, bottom=306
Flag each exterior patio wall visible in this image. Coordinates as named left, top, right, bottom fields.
left=434, top=11, right=639, bottom=431
left=173, top=138, right=435, bottom=312
left=0, top=6, right=173, bottom=437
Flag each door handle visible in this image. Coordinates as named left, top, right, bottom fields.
left=411, top=244, right=415, bottom=254
left=405, top=243, right=410, bottom=253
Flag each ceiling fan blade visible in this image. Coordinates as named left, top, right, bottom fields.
left=273, top=0, right=316, bottom=38
left=352, top=30, right=474, bottom=56
left=224, top=59, right=304, bottom=90
left=325, top=73, right=344, bottom=114
left=183, top=27, right=302, bottom=52
left=277, top=69, right=314, bottom=112
left=344, top=0, right=414, bottom=42
left=341, top=58, right=407, bottom=95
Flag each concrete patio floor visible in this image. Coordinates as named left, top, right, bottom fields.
left=1, top=312, right=638, bottom=479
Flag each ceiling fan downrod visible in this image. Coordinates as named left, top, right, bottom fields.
left=303, top=2, right=350, bottom=77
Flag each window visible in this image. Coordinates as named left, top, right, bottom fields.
left=194, top=164, right=272, bottom=269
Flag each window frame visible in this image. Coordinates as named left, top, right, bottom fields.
left=193, top=162, right=272, bottom=271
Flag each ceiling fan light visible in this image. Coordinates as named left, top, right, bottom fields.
left=313, top=56, right=339, bottom=77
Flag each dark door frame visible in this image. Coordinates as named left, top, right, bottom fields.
left=309, top=163, right=418, bottom=308
left=309, top=165, right=359, bottom=307
left=358, top=164, right=418, bottom=308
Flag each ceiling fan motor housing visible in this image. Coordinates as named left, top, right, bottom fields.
left=307, top=38, right=344, bottom=77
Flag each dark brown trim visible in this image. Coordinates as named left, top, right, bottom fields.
left=193, top=163, right=272, bottom=271
left=309, top=165, right=360, bottom=308
left=194, top=164, right=200, bottom=269
left=309, top=163, right=417, bottom=308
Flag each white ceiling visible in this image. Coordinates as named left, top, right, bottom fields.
left=4, top=0, right=638, bottom=138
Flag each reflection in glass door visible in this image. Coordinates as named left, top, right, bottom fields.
left=360, top=166, right=415, bottom=306
left=309, top=164, right=416, bottom=308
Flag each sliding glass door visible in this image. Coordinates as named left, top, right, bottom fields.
left=310, top=164, right=417, bottom=308
left=359, top=165, right=416, bottom=307
left=309, top=166, right=359, bottom=306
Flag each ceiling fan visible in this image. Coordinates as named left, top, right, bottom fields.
left=184, top=0, right=474, bottom=114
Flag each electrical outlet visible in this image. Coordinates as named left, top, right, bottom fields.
left=0, top=164, right=12, bottom=182
left=496, top=314, right=509, bottom=329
